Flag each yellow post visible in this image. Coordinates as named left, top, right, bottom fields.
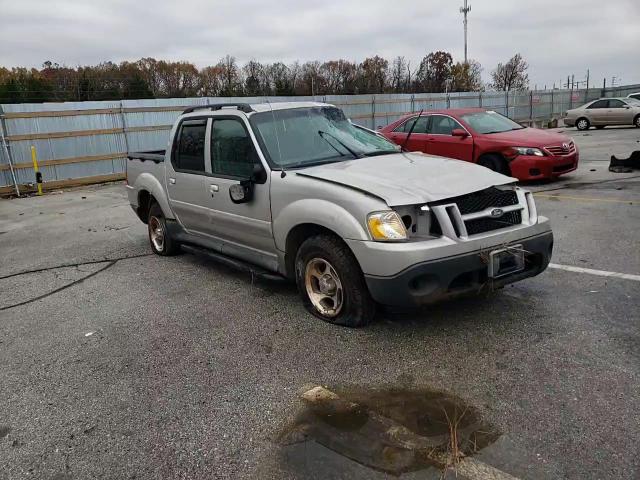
left=30, top=145, right=43, bottom=195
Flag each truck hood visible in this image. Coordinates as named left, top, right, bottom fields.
left=296, top=152, right=516, bottom=206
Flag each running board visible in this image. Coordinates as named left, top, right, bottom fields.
left=181, top=244, right=286, bottom=282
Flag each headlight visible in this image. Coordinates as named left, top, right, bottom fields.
left=514, top=147, right=545, bottom=157
left=367, top=211, right=407, bottom=241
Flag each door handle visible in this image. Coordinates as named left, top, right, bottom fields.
left=209, top=184, right=219, bottom=196
left=169, top=178, right=176, bottom=185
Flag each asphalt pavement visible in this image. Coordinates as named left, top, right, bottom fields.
left=0, top=126, right=638, bottom=480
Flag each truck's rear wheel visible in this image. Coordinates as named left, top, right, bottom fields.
left=148, top=202, right=180, bottom=256
left=295, top=235, right=375, bottom=327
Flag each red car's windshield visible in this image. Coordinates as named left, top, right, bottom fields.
left=460, top=111, right=525, bottom=134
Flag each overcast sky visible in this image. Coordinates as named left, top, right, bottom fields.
left=1, top=0, right=638, bottom=88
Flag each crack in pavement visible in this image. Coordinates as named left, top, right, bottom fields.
left=0, top=253, right=153, bottom=281
left=0, top=253, right=153, bottom=311
left=0, top=261, right=117, bottom=311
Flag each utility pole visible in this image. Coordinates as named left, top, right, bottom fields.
left=460, top=0, right=471, bottom=64
left=586, top=69, right=590, bottom=90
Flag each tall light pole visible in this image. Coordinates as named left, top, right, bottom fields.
left=460, top=0, right=471, bottom=64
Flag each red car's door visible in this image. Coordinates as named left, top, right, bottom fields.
left=424, top=114, right=474, bottom=161
left=386, top=115, right=430, bottom=152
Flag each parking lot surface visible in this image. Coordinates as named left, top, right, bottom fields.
left=0, top=126, right=639, bottom=479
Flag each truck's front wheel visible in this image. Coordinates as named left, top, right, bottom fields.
left=295, top=235, right=375, bottom=327
left=148, top=202, right=180, bottom=256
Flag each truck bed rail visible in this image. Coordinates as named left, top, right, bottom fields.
left=127, top=150, right=165, bottom=163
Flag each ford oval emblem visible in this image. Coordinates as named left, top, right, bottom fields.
left=490, top=208, right=504, bottom=218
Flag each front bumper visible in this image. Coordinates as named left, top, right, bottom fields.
left=509, top=151, right=579, bottom=180
left=364, top=230, right=553, bottom=306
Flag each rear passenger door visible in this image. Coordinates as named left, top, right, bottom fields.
left=165, top=118, right=210, bottom=235
left=586, top=99, right=609, bottom=124
left=424, top=115, right=474, bottom=161
left=203, top=116, right=276, bottom=268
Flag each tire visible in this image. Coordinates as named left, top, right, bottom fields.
left=595, top=125, right=605, bottom=130
left=148, top=202, right=180, bottom=256
left=477, top=154, right=509, bottom=175
left=295, top=234, right=375, bottom=327
left=576, top=118, right=590, bottom=131
left=634, top=115, right=640, bottom=128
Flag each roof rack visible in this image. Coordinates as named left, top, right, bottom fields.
left=183, top=103, right=254, bottom=114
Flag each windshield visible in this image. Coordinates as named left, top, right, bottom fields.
left=460, top=111, right=524, bottom=134
left=250, top=106, right=400, bottom=168
left=625, top=98, right=640, bottom=106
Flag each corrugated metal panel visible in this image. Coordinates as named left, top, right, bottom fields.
left=2, top=85, right=639, bottom=189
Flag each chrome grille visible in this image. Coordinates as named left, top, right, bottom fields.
left=465, top=211, right=522, bottom=235
left=545, top=141, right=575, bottom=156
left=429, top=187, right=532, bottom=239
left=431, top=187, right=519, bottom=215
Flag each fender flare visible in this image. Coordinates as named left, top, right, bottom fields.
left=134, top=172, right=175, bottom=219
left=273, top=198, right=370, bottom=252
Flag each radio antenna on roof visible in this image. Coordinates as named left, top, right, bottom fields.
left=267, top=100, right=286, bottom=178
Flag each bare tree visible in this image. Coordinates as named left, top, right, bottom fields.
left=490, top=54, right=529, bottom=91
left=217, top=55, right=241, bottom=96
left=357, top=56, right=388, bottom=94
left=300, top=61, right=324, bottom=96
left=390, top=56, right=408, bottom=93
left=243, top=59, right=265, bottom=96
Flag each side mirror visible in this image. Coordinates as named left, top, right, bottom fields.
left=229, top=163, right=265, bottom=204
left=250, top=163, right=267, bottom=184
left=451, top=128, right=469, bottom=138
left=229, top=182, right=253, bottom=204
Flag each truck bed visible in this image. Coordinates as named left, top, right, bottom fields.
left=126, top=150, right=166, bottom=202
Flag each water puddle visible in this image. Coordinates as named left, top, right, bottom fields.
left=278, top=386, right=500, bottom=477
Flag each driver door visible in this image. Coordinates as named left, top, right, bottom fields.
left=424, top=115, right=474, bottom=161
left=202, top=116, right=276, bottom=269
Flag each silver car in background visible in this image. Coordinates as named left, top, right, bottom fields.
left=564, top=97, right=640, bottom=130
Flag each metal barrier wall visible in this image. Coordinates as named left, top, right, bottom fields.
left=1, top=84, right=639, bottom=195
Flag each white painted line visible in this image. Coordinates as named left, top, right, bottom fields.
left=549, top=263, right=640, bottom=282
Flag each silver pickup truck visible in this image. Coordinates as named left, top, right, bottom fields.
left=126, top=102, right=553, bottom=327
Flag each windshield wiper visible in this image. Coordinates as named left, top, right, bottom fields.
left=318, top=130, right=362, bottom=159
left=362, top=149, right=401, bottom=157
left=285, top=158, right=344, bottom=169
left=401, top=109, right=424, bottom=152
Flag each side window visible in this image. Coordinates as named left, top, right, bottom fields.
left=211, top=119, right=256, bottom=178
left=608, top=99, right=625, bottom=108
left=428, top=115, right=463, bottom=135
left=630, top=94, right=640, bottom=100
left=588, top=100, right=608, bottom=109
left=395, top=116, right=428, bottom=133
left=173, top=120, right=207, bottom=172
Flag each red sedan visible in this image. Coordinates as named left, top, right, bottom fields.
left=379, top=108, right=579, bottom=181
